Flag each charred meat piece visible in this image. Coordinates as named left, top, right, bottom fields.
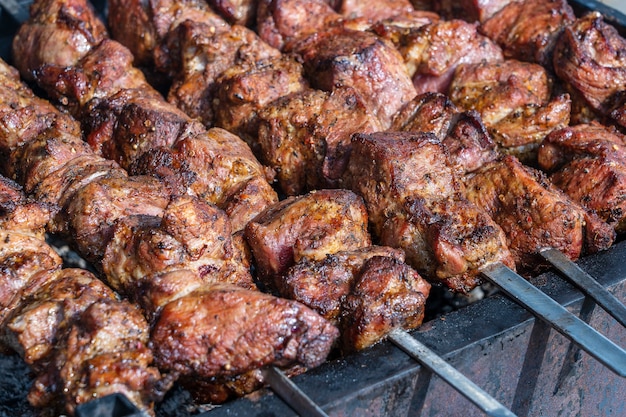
left=29, top=299, right=166, bottom=415
left=107, top=0, right=229, bottom=74
left=553, top=12, right=626, bottom=127
left=463, top=155, right=613, bottom=272
left=167, top=21, right=280, bottom=126
left=279, top=246, right=406, bottom=323
left=207, top=0, right=258, bottom=26
left=341, top=255, right=430, bottom=352
left=292, top=27, right=417, bottom=128
left=256, top=87, right=383, bottom=195
left=538, top=123, right=626, bottom=233
left=65, top=175, right=171, bottom=263
left=391, top=93, right=498, bottom=174
left=0, top=176, right=53, bottom=238
left=381, top=19, right=503, bottom=95
left=344, top=131, right=514, bottom=292
left=480, top=0, right=575, bottom=69
left=280, top=246, right=430, bottom=352
left=245, top=189, right=371, bottom=287
left=151, top=283, right=339, bottom=378
left=256, top=0, right=341, bottom=50
left=11, top=0, right=108, bottom=80
left=102, top=195, right=255, bottom=320
left=449, top=60, right=571, bottom=160
left=3, top=268, right=116, bottom=367
left=212, top=55, right=309, bottom=147
left=131, top=128, right=278, bottom=232
left=335, top=0, right=415, bottom=22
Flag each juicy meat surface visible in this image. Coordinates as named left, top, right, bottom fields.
left=244, top=189, right=371, bottom=286
left=279, top=246, right=406, bottom=323
left=151, top=284, right=340, bottom=377
left=480, top=0, right=575, bottom=68
left=383, top=19, right=503, bottom=95
left=449, top=60, right=571, bottom=159
left=340, top=255, right=430, bottom=351
left=11, top=0, right=108, bottom=80
left=292, top=27, right=417, bottom=129
left=433, top=0, right=513, bottom=23
left=463, top=155, right=612, bottom=272
left=344, top=132, right=514, bottom=292
left=538, top=123, right=626, bottom=233
left=212, top=55, right=309, bottom=146
left=553, top=12, right=626, bottom=126
left=336, top=0, right=415, bottom=21
left=256, top=0, right=341, bottom=50
left=257, top=87, right=383, bottom=195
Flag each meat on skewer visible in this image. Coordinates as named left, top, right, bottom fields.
left=244, top=189, right=431, bottom=352
left=0, top=175, right=168, bottom=415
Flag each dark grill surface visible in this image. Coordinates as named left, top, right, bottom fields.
left=1, top=1, right=626, bottom=416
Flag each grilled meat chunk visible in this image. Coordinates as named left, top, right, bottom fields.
left=433, top=0, right=512, bottom=23
left=344, top=132, right=514, bottom=292
left=245, top=189, right=371, bottom=287
left=463, top=155, right=613, bottom=272
left=102, top=196, right=255, bottom=320
left=280, top=246, right=406, bottom=323
left=151, top=283, right=339, bottom=378
left=29, top=299, right=166, bottom=415
left=167, top=21, right=280, bottom=126
left=256, top=87, right=383, bottom=195
left=212, top=55, right=309, bottom=147
left=256, top=0, right=341, bottom=50
left=279, top=246, right=430, bottom=351
left=11, top=0, right=108, bottom=80
left=107, top=0, right=229, bottom=74
left=341, top=255, right=430, bottom=351
left=335, top=0, right=415, bottom=22
left=292, top=27, right=417, bottom=128
left=4, top=268, right=116, bottom=367
left=65, top=175, right=171, bottom=263
left=480, top=0, right=575, bottom=69
left=553, top=12, right=626, bottom=127
left=207, top=0, right=258, bottom=25
left=131, top=128, right=278, bottom=232
left=380, top=19, right=503, bottom=95
left=538, top=123, right=626, bottom=233
left=449, top=60, right=571, bottom=160
left=391, top=93, right=498, bottom=174
left=0, top=176, right=53, bottom=238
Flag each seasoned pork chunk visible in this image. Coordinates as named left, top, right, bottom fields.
left=151, top=283, right=339, bottom=378
left=480, top=0, right=575, bottom=69
left=449, top=60, right=571, bottom=160
left=380, top=19, right=503, bottom=95
left=433, top=0, right=512, bottom=23
left=344, top=132, right=514, bottom=292
left=463, top=155, right=614, bottom=272
left=553, top=12, right=626, bottom=128
left=292, top=27, right=417, bottom=128
left=245, top=189, right=371, bottom=287
left=538, top=123, right=626, bottom=234
left=257, top=87, right=383, bottom=195
left=335, top=0, right=415, bottom=21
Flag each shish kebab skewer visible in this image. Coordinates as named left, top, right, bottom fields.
left=3, top=25, right=338, bottom=417
left=8, top=2, right=516, bottom=412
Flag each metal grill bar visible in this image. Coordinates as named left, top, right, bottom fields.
left=481, top=262, right=626, bottom=377
left=540, top=248, right=626, bottom=328
left=262, top=366, right=329, bottom=417
left=389, top=329, right=517, bottom=417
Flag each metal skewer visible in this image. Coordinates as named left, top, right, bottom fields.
left=389, top=329, right=518, bottom=417
left=540, top=248, right=626, bottom=328
left=481, top=262, right=626, bottom=377
left=262, top=366, right=330, bottom=417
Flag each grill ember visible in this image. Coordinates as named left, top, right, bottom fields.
left=1, top=0, right=625, bottom=415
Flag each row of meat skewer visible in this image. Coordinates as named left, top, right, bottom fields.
left=1, top=0, right=625, bottom=414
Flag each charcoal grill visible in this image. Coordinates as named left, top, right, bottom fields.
left=1, top=1, right=626, bottom=416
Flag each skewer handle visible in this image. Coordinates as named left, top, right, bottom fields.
left=540, top=248, right=626, bottom=328
left=262, top=366, right=329, bottom=417
left=389, top=329, right=517, bottom=417
left=481, top=263, right=626, bottom=377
